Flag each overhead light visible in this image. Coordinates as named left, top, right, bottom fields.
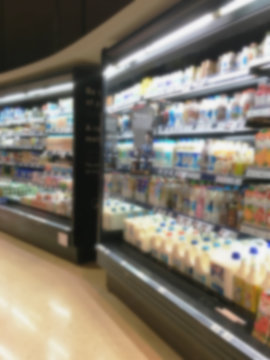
left=146, top=13, right=215, bottom=54
left=0, top=82, right=74, bottom=105
left=104, top=0, right=257, bottom=81
left=104, top=13, right=215, bottom=80
left=0, top=93, right=25, bottom=105
left=219, top=0, right=255, bottom=16
left=40, top=83, right=74, bottom=96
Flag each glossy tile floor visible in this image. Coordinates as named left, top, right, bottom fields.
left=0, top=232, right=183, bottom=360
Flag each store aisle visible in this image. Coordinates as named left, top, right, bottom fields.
left=0, top=232, right=183, bottom=360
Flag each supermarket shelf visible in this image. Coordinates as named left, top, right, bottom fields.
left=0, top=146, right=45, bottom=151
left=0, top=162, right=44, bottom=170
left=147, top=70, right=260, bottom=102
left=249, top=56, right=270, bottom=72
left=106, top=102, right=137, bottom=114
left=46, top=130, right=73, bottom=136
left=118, top=122, right=256, bottom=141
left=240, top=224, right=270, bottom=240
left=113, top=167, right=244, bottom=186
left=0, top=201, right=80, bottom=262
left=97, top=242, right=270, bottom=360
left=0, top=202, right=71, bottom=231
left=245, top=167, right=270, bottom=180
left=0, top=132, right=45, bottom=138
left=111, top=195, right=239, bottom=237
left=247, top=107, right=270, bottom=120
left=0, top=118, right=45, bottom=127
left=107, top=70, right=262, bottom=115
left=18, top=133, right=45, bottom=138
left=173, top=168, right=244, bottom=186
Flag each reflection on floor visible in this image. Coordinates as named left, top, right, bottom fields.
left=0, top=232, right=183, bottom=360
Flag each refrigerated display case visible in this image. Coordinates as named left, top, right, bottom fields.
left=98, top=1, right=270, bottom=359
left=0, top=68, right=101, bottom=262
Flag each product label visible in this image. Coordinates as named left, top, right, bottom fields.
left=233, top=276, right=246, bottom=307
left=210, top=263, right=225, bottom=296
left=244, top=284, right=262, bottom=313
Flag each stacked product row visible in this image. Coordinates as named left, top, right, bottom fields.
left=0, top=98, right=74, bottom=218
left=105, top=173, right=270, bottom=233
left=124, top=212, right=270, bottom=314
left=117, top=88, right=255, bottom=136
left=117, top=137, right=257, bottom=176
left=0, top=180, right=71, bottom=217
left=106, top=31, right=270, bottom=110
left=105, top=174, right=243, bottom=230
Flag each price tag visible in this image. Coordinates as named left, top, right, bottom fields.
left=246, top=168, right=270, bottom=179
left=187, top=171, right=201, bottom=181
left=216, top=175, right=242, bottom=186
left=57, top=232, right=68, bottom=247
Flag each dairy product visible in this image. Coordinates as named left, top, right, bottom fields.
left=103, top=199, right=145, bottom=231
left=243, top=247, right=266, bottom=313
left=194, top=245, right=211, bottom=286
left=183, top=239, right=200, bottom=276
left=210, top=250, right=242, bottom=299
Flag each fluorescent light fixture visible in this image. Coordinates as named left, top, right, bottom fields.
left=103, top=13, right=215, bottom=80
left=104, top=0, right=257, bottom=81
left=0, top=93, right=25, bottom=105
left=40, top=83, right=74, bottom=96
left=146, top=13, right=215, bottom=54
left=0, top=82, right=74, bottom=105
left=219, top=0, right=255, bottom=16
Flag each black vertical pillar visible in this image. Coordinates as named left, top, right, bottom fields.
left=73, top=66, right=101, bottom=262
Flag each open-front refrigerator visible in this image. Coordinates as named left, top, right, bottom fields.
left=0, top=68, right=101, bottom=262
left=98, top=1, right=270, bottom=359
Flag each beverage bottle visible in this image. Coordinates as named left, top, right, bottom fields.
left=183, top=239, right=200, bottom=276
left=172, top=235, right=187, bottom=273
left=233, top=258, right=250, bottom=307
left=244, top=247, right=266, bottom=313
left=194, top=245, right=211, bottom=286
left=150, top=229, right=165, bottom=259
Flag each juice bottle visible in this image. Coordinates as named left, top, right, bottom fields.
left=160, top=232, right=175, bottom=266
left=210, top=249, right=241, bottom=298
left=172, top=235, right=187, bottom=273
left=194, top=245, right=211, bottom=286
left=244, top=247, right=266, bottom=313
left=183, top=239, right=200, bottom=277
left=150, top=229, right=164, bottom=259
left=233, top=258, right=250, bottom=307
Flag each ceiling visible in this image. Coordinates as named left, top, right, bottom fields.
left=0, top=0, right=133, bottom=72
left=0, top=0, right=179, bottom=87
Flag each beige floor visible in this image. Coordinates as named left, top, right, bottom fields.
left=0, top=232, right=183, bottom=360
